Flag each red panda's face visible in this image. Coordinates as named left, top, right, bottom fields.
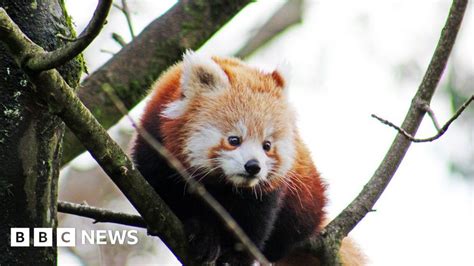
left=162, top=51, right=296, bottom=188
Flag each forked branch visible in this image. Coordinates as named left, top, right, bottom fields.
left=372, top=95, right=473, bottom=142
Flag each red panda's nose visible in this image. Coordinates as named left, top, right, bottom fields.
left=244, top=159, right=261, bottom=176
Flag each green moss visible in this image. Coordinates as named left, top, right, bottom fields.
left=31, top=0, right=38, bottom=10
left=181, top=2, right=208, bottom=39
left=3, top=108, right=21, bottom=119
left=1, top=89, right=25, bottom=142
left=19, top=79, right=28, bottom=87
left=59, top=0, right=76, bottom=38
left=58, top=0, right=88, bottom=77
left=92, top=106, right=102, bottom=117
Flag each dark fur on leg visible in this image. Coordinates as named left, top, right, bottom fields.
left=185, top=218, right=221, bottom=263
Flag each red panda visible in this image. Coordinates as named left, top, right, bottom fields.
left=132, top=51, right=362, bottom=265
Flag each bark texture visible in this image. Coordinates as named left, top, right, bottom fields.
left=0, top=1, right=81, bottom=264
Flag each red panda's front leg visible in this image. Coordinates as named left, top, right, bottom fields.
left=184, top=217, right=222, bottom=263
left=264, top=170, right=326, bottom=261
left=192, top=186, right=284, bottom=265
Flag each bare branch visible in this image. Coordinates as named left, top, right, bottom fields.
left=58, top=201, right=146, bottom=228
left=100, top=48, right=116, bottom=55
left=0, top=8, right=189, bottom=263
left=300, top=0, right=469, bottom=264
left=102, top=84, right=270, bottom=265
left=419, top=101, right=442, bottom=130
left=25, top=0, right=113, bottom=72
left=372, top=95, right=473, bottom=143
left=114, top=0, right=135, bottom=39
left=112, top=32, right=127, bottom=47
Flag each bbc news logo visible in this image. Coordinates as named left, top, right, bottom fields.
left=10, top=228, right=138, bottom=247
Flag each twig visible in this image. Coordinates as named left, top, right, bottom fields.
left=303, top=0, right=468, bottom=265
left=114, top=0, right=135, bottom=39
left=102, top=84, right=270, bottom=265
left=112, top=32, right=127, bottom=47
left=25, top=0, right=113, bottom=72
left=372, top=95, right=473, bottom=143
left=0, top=8, right=189, bottom=263
left=58, top=201, right=146, bottom=228
left=419, top=101, right=442, bottom=130
left=100, top=48, right=116, bottom=55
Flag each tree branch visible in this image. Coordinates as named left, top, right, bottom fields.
left=61, top=0, right=252, bottom=166
left=113, top=0, right=135, bottom=39
left=58, top=201, right=146, bottom=228
left=24, top=0, right=113, bottom=72
left=236, top=0, right=303, bottom=58
left=0, top=8, right=189, bottom=263
left=420, top=101, right=442, bottom=130
left=371, top=95, right=473, bottom=142
left=112, top=32, right=127, bottom=47
left=303, top=0, right=468, bottom=264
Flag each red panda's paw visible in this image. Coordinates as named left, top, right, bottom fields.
left=185, top=218, right=221, bottom=263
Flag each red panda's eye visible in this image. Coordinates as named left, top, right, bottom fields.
left=263, top=140, right=272, bottom=152
left=228, top=136, right=241, bottom=146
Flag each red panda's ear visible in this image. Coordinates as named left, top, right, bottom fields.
left=180, top=50, right=230, bottom=98
left=271, top=70, right=285, bottom=88
left=271, top=61, right=291, bottom=95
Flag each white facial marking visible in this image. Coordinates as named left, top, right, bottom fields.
left=185, top=125, right=221, bottom=169
left=161, top=99, right=187, bottom=119
left=276, top=137, right=296, bottom=177
left=228, top=175, right=260, bottom=187
left=236, top=120, right=248, bottom=139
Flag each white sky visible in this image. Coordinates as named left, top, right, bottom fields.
left=63, top=1, right=474, bottom=265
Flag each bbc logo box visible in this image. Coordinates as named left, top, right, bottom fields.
left=10, top=228, right=30, bottom=247
left=10, top=228, right=76, bottom=247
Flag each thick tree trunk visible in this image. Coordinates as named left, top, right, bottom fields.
left=0, top=1, right=82, bottom=264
